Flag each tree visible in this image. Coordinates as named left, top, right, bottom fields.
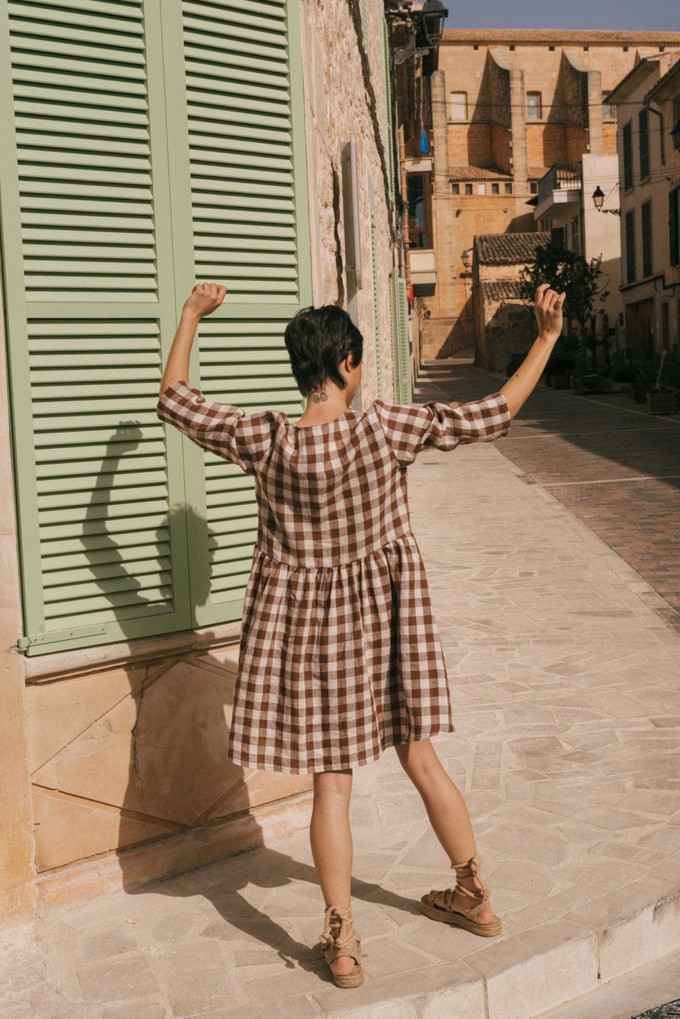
left=519, top=242, right=606, bottom=364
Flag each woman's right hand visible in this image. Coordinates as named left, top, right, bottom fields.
left=182, top=281, right=228, bottom=320
left=534, top=283, right=565, bottom=344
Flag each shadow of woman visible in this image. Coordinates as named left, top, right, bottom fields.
left=82, top=424, right=420, bottom=983
left=152, top=843, right=423, bottom=984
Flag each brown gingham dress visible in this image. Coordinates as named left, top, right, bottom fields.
left=157, top=381, right=511, bottom=774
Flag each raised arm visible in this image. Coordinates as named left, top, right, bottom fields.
left=159, top=282, right=227, bottom=395
left=500, top=284, right=566, bottom=419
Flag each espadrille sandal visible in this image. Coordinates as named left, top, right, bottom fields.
left=419, top=856, right=502, bottom=937
left=319, top=904, right=364, bottom=988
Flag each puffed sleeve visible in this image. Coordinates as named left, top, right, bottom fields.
left=375, top=393, right=511, bottom=467
left=156, top=380, right=275, bottom=475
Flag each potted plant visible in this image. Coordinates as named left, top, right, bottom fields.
left=645, top=352, right=678, bottom=415
left=545, top=334, right=579, bottom=389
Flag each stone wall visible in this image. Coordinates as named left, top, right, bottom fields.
left=427, top=29, right=680, bottom=351
left=0, top=0, right=400, bottom=920
left=301, top=0, right=397, bottom=403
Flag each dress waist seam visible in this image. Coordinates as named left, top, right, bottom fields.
left=254, top=533, right=415, bottom=570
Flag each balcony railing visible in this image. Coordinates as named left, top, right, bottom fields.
left=537, top=163, right=582, bottom=206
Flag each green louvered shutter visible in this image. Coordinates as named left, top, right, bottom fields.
left=391, top=272, right=411, bottom=405
left=0, top=0, right=194, bottom=654
left=0, top=0, right=311, bottom=652
left=382, top=19, right=396, bottom=200
left=178, top=0, right=312, bottom=624
left=370, top=216, right=383, bottom=398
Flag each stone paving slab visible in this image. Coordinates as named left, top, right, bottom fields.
left=2, top=375, right=680, bottom=1018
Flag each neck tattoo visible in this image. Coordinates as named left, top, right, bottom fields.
left=311, top=391, right=328, bottom=404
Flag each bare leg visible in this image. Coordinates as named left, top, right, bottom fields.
left=310, top=770, right=356, bottom=976
left=395, top=739, right=496, bottom=923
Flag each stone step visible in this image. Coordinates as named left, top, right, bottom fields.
left=533, top=947, right=680, bottom=1019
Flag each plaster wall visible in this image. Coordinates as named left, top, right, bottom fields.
left=0, top=295, right=36, bottom=922
left=581, top=153, right=623, bottom=337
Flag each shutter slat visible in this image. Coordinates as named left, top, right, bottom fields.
left=16, top=117, right=149, bottom=142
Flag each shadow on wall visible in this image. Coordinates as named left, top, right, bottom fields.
left=74, top=424, right=268, bottom=895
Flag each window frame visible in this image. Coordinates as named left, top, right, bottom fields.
left=625, top=210, right=636, bottom=284
left=639, top=109, right=650, bottom=182
left=526, top=91, right=542, bottom=121
left=623, top=121, right=633, bottom=191
left=449, top=90, right=468, bottom=121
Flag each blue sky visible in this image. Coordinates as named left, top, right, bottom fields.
left=444, top=0, right=679, bottom=31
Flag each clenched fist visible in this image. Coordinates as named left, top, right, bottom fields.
left=534, top=283, right=566, bottom=344
left=182, top=281, right=228, bottom=320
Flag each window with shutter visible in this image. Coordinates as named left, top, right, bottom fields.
left=625, top=210, right=635, bottom=285
left=669, top=187, right=680, bottom=267
left=641, top=200, right=652, bottom=278
left=0, top=0, right=311, bottom=652
left=382, top=19, right=395, bottom=200
left=391, top=272, right=411, bottom=405
left=639, top=110, right=650, bottom=181
left=623, top=121, right=633, bottom=191
left=370, top=216, right=383, bottom=398
left=179, top=0, right=312, bottom=625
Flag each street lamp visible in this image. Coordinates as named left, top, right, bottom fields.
left=421, top=0, right=447, bottom=43
left=385, top=0, right=448, bottom=57
left=671, top=119, right=680, bottom=152
left=461, top=248, right=471, bottom=269
left=592, top=186, right=620, bottom=215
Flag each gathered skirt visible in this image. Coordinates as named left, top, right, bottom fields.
left=226, top=533, right=455, bottom=774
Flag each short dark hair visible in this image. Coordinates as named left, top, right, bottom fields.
left=283, top=305, right=363, bottom=396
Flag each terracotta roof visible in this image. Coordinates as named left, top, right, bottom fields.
left=605, top=55, right=662, bottom=105
left=529, top=166, right=550, bottom=180
left=449, top=165, right=511, bottom=180
left=644, top=56, right=680, bottom=103
left=481, top=279, right=526, bottom=302
left=442, top=29, right=680, bottom=46
left=475, top=231, right=551, bottom=266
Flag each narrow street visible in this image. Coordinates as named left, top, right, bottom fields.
left=415, top=361, right=680, bottom=630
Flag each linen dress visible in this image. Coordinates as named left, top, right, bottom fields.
left=157, top=380, right=511, bottom=774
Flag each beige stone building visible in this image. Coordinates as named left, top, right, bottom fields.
left=472, top=232, right=550, bottom=372
left=415, top=28, right=680, bottom=359
left=607, top=53, right=680, bottom=357
left=0, top=0, right=413, bottom=921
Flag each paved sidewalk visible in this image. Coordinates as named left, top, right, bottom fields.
left=2, top=369, right=680, bottom=1019
left=419, top=361, right=680, bottom=626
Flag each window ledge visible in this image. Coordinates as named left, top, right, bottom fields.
left=22, top=621, right=242, bottom=683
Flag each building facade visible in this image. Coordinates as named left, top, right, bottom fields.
left=418, top=28, right=680, bottom=360
left=533, top=152, right=623, bottom=352
left=0, top=0, right=409, bottom=920
left=607, top=53, right=680, bottom=358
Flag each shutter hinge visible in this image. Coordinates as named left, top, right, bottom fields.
left=16, top=626, right=108, bottom=653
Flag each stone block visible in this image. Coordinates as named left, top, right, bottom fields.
left=26, top=666, right=146, bottom=774
left=32, top=661, right=242, bottom=826
left=597, top=891, right=680, bottom=982
left=32, top=788, right=174, bottom=871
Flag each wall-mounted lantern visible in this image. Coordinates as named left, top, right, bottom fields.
left=592, top=186, right=620, bottom=215
left=420, top=0, right=447, bottom=43
left=671, top=119, right=680, bottom=152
